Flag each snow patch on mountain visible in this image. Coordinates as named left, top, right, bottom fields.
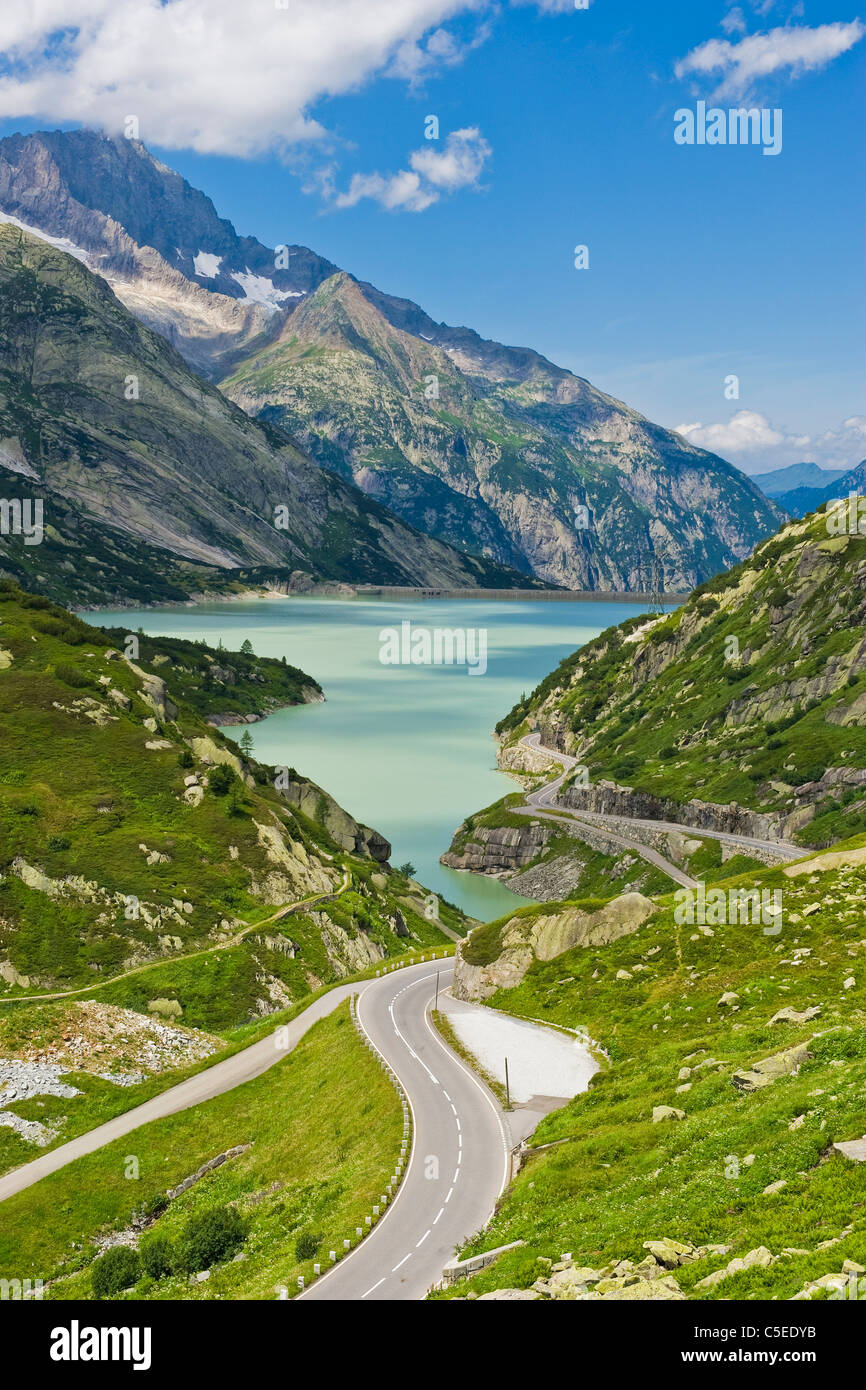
left=0, top=210, right=90, bottom=265
left=193, top=250, right=222, bottom=278
left=231, top=269, right=305, bottom=311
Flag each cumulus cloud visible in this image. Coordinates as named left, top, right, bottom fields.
left=0, top=0, right=501, bottom=157
left=675, top=411, right=866, bottom=473
left=333, top=127, right=491, bottom=211
left=675, top=20, right=865, bottom=100
left=720, top=8, right=748, bottom=37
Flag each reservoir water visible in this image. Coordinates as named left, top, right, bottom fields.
left=94, top=596, right=652, bottom=922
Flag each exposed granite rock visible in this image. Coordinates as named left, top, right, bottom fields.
left=441, top=822, right=552, bottom=875
left=278, top=774, right=391, bottom=862
left=452, top=891, right=656, bottom=1001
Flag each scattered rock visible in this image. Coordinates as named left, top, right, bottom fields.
left=642, top=1239, right=696, bottom=1268
left=833, top=1136, right=866, bottom=1162
left=732, top=1042, right=812, bottom=1092
left=769, top=1005, right=821, bottom=1025
left=652, top=1106, right=685, bottom=1123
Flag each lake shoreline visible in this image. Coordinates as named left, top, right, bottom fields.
left=77, top=584, right=689, bottom=615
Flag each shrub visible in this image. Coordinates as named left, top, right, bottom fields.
left=294, top=1231, right=319, bottom=1261
left=175, top=1205, right=246, bottom=1273
left=177, top=749, right=194, bottom=769
left=139, top=1233, right=175, bottom=1280
left=208, top=764, right=237, bottom=796
left=46, top=835, right=71, bottom=851
left=91, top=1246, right=141, bottom=1299
left=53, top=663, right=92, bottom=688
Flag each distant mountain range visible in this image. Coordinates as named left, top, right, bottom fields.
left=756, top=460, right=866, bottom=519
left=0, top=130, right=783, bottom=595
left=749, top=461, right=849, bottom=497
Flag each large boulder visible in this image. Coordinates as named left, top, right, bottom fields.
left=453, top=892, right=656, bottom=1001
left=732, top=1042, right=812, bottom=1092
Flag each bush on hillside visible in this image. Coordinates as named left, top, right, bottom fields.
left=91, top=1246, right=141, bottom=1298
left=139, top=1233, right=176, bottom=1280
left=208, top=764, right=237, bottom=796
left=294, top=1230, right=319, bottom=1261
left=175, top=1205, right=246, bottom=1273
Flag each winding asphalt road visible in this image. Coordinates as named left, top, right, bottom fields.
left=518, top=733, right=802, bottom=875
left=0, top=960, right=512, bottom=1301
left=301, top=962, right=509, bottom=1301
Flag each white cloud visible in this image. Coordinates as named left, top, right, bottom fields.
left=409, top=126, right=491, bottom=188
left=720, top=8, right=747, bottom=37
left=675, top=21, right=865, bottom=100
left=334, top=169, right=439, bottom=213
left=388, top=20, right=492, bottom=82
left=0, top=0, right=497, bottom=157
left=676, top=410, right=866, bottom=473
left=333, top=126, right=491, bottom=211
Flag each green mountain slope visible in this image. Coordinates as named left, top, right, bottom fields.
left=222, top=272, right=781, bottom=592
left=0, top=225, right=537, bottom=602
left=494, top=508, right=866, bottom=849
left=436, top=845, right=866, bottom=1301
left=0, top=580, right=462, bottom=1033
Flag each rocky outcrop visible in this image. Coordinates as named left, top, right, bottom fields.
left=453, top=892, right=656, bottom=1001
left=515, top=1237, right=727, bottom=1301
left=278, top=775, right=391, bottom=862
left=441, top=822, right=552, bottom=875
left=559, top=779, right=790, bottom=843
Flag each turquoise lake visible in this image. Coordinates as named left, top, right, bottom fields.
left=95, top=596, right=653, bottom=922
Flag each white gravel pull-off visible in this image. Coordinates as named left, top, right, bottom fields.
left=440, top=998, right=599, bottom=1102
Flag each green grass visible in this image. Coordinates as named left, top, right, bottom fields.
left=434, top=851, right=866, bottom=1300
left=0, top=1005, right=404, bottom=1300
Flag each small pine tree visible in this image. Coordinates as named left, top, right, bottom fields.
left=240, top=638, right=254, bottom=655
left=239, top=729, right=254, bottom=757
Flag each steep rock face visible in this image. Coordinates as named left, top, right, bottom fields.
left=441, top=822, right=552, bottom=875
left=278, top=776, right=391, bottom=862
left=0, top=130, right=781, bottom=592
left=0, top=224, right=533, bottom=597
left=223, top=273, right=781, bottom=592
left=0, top=130, right=333, bottom=377
left=452, top=893, right=656, bottom=1001
left=558, top=780, right=788, bottom=842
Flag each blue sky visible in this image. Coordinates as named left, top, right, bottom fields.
left=0, top=0, right=863, bottom=473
